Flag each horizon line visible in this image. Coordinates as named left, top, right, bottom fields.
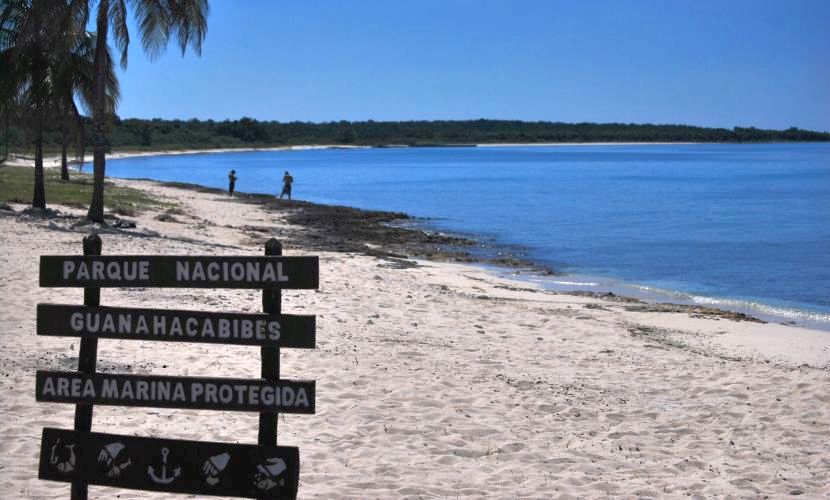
left=108, top=116, right=830, bottom=134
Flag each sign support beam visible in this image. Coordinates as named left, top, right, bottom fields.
left=260, top=239, right=282, bottom=447
left=72, top=234, right=101, bottom=500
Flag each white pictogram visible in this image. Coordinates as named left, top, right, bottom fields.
left=49, top=439, right=76, bottom=473
left=201, top=452, right=231, bottom=485
left=253, top=457, right=287, bottom=491
left=98, top=442, right=132, bottom=478
left=147, top=447, right=181, bottom=484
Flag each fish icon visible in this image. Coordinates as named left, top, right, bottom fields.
left=253, top=457, right=287, bottom=491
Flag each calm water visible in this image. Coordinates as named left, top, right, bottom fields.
left=105, top=143, right=830, bottom=328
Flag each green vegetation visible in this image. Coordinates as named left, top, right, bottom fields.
left=4, top=118, right=828, bottom=155
left=0, top=165, right=166, bottom=214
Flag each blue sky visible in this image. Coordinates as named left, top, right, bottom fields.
left=113, top=0, right=830, bottom=131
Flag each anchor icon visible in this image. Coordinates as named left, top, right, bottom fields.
left=147, top=447, right=181, bottom=484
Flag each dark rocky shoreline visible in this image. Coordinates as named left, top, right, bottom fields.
left=159, top=180, right=554, bottom=273
left=159, top=180, right=768, bottom=324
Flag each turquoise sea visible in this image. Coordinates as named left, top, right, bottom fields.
left=104, top=143, right=830, bottom=329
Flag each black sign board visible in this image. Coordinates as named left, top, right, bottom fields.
left=39, top=427, right=299, bottom=498
left=36, top=371, right=315, bottom=414
left=40, top=255, right=319, bottom=289
left=37, top=304, right=316, bottom=348
left=36, top=238, right=318, bottom=499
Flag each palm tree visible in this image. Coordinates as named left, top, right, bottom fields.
left=52, top=30, right=120, bottom=181
left=1, top=1, right=103, bottom=205
left=1, top=0, right=62, bottom=209
left=0, top=2, right=22, bottom=165
left=0, top=48, right=16, bottom=165
left=86, top=0, right=209, bottom=222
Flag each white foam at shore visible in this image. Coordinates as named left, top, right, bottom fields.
left=504, top=270, right=830, bottom=330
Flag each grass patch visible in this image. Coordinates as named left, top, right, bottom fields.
left=0, top=166, right=167, bottom=214
left=162, top=206, right=188, bottom=216
left=153, top=205, right=191, bottom=223
left=154, top=213, right=179, bottom=222
left=153, top=211, right=179, bottom=223
left=110, top=205, right=138, bottom=217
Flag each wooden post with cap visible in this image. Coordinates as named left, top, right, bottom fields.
left=71, top=234, right=101, bottom=500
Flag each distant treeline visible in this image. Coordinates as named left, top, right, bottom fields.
left=6, top=117, right=830, bottom=153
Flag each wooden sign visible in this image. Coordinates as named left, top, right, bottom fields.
left=36, top=237, right=318, bottom=499
left=36, top=371, right=315, bottom=414
left=40, top=255, right=319, bottom=289
left=37, top=304, right=315, bottom=348
left=39, top=427, right=299, bottom=498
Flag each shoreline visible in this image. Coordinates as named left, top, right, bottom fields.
left=4, top=174, right=828, bottom=365
left=1, top=173, right=828, bottom=498
left=489, top=265, right=830, bottom=332
left=8, top=139, right=819, bottom=170
left=134, top=179, right=830, bottom=330
left=5, top=154, right=828, bottom=331
left=4, top=167, right=827, bottom=338
left=1, top=144, right=370, bottom=169
left=475, top=141, right=698, bottom=147
left=144, top=178, right=830, bottom=332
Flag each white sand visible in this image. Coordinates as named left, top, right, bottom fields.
left=3, top=145, right=368, bottom=169
left=1, top=179, right=828, bottom=498
left=4, top=142, right=696, bottom=169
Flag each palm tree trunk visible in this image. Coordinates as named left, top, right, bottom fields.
left=60, top=113, right=70, bottom=181
left=86, top=0, right=110, bottom=223
left=31, top=55, right=47, bottom=209
left=72, top=102, right=86, bottom=172
left=33, top=113, right=46, bottom=209
left=69, top=101, right=86, bottom=172
left=0, top=109, right=8, bottom=165
left=77, top=128, right=86, bottom=172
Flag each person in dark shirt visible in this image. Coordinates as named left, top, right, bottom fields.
left=228, top=170, right=238, bottom=196
left=280, top=171, right=294, bottom=200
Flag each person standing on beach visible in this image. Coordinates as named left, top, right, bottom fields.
left=228, top=170, right=238, bottom=196
left=280, top=171, right=294, bottom=200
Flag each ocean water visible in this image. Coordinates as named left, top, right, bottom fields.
left=104, top=143, right=830, bottom=329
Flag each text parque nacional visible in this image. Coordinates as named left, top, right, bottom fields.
left=60, top=260, right=290, bottom=283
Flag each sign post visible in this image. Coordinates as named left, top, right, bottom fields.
left=260, top=239, right=282, bottom=447
left=71, top=234, right=101, bottom=500
left=35, top=237, right=318, bottom=499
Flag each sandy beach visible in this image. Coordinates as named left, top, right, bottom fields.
left=1, top=176, right=829, bottom=498
left=2, top=145, right=370, bottom=169
left=3, top=141, right=703, bottom=170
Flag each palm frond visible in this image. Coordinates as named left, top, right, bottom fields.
left=71, top=32, right=119, bottom=115
left=108, top=0, right=130, bottom=69
left=167, top=0, right=208, bottom=56
left=133, top=0, right=208, bottom=59
left=132, top=0, right=169, bottom=60
left=0, top=0, right=28, bottom=52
